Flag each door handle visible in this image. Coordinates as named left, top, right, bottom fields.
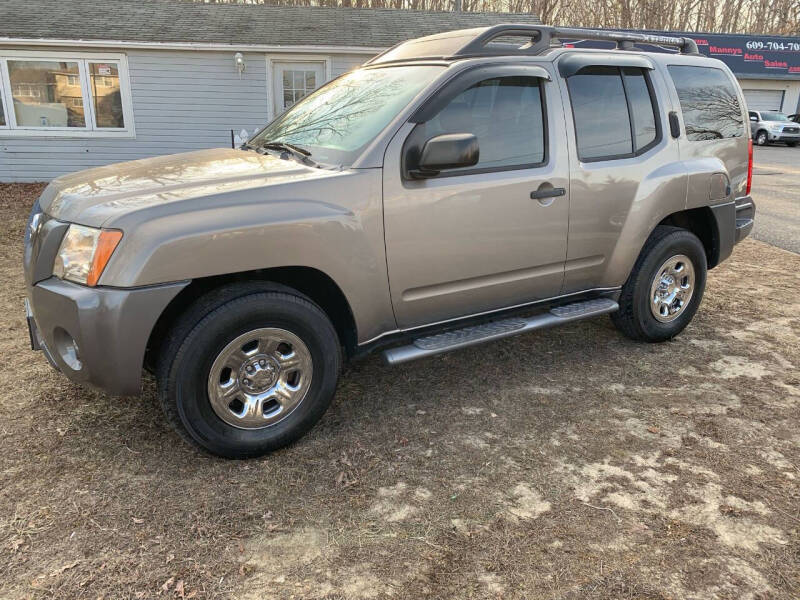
left=530, top=187, right=566, bottom=200
left=668, top=111, right=681, bottom=138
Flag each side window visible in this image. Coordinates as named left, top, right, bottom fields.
left=668, top=65, right=744, bottom=141
left=623, top=67, right=657, bottom=152
left=413, top=75, right=546, bottom=172
left=566, top=66, right=659, bottom=161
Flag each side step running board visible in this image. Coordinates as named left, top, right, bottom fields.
left=382, top=298, right=619, bottom=365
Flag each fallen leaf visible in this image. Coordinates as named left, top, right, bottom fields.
left=186, top=592, right=197, bottom=599
left=132, top=517, right=145, bottom=524
left=160, top=576, right=175, bottom=593
left=174, top=579, right=185, bottom=598
left=50, top=561, right=79, bottom=577
left=647, top=426, right=660, bottom=434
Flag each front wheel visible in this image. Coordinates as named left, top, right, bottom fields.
left=611, top=226, right=707, bottom=342
left=157, top=283, right=341, bottom=458
left=755, top=130, right=769, bottom=146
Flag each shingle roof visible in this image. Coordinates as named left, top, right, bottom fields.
left=0, top=0, right=540, bottom=48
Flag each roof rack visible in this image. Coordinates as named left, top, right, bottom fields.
left=366, top=24, right=700, bottom=65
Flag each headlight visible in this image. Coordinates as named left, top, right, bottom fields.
left=52, top=225, right=122, bottom=286
left=768, top=123, right=783, bottom=131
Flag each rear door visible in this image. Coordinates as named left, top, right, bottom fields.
left=555, top=55, right=679, bottom=293
left=382, top=64, right=570, bottom=329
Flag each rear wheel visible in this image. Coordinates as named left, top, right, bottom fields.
left=611, top=226, right=707, bottom=342
left=755, top=130, right=768, bottom=146
left=787, top=142, right=797, bottom=147
left=157, top=282, right=341, bottom=458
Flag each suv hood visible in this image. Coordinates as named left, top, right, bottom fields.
left=39, top=148, right=337, bottom=226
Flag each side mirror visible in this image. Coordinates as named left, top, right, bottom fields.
left=750, top=116, right=758, bottom=122
left=410, top=133, right=479, bottom=178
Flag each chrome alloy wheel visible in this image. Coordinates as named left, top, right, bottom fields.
left=207, top=328, right=313, bottom=429
left=649, top=254, right=695, bottom=323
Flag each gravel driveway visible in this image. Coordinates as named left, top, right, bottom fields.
left=1, top=183, right=798, bottom=599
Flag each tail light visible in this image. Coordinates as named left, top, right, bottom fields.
left=746, top=138, right=753, bottom=196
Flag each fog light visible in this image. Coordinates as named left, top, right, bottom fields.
left=54, top=327, right=82, bottom=371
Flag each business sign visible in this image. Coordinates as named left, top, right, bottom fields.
left=563, top=31, right=800, bottom=79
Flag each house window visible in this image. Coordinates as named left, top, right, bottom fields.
left=271, top=61, right=326, bottom=117
left=0, top=52, right=134, bottom=137
left=8, top=60, right=86, bottom=127
left=89, top=62, right=124, bottom=128
left=282, top=69, right=317, bottom=110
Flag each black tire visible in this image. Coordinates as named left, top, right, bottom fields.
left=755, top=130, right=768, bottom=146
left=156, top=282, right=341, bottom=458
left=787, top=142, right=797, bottom=147
left=611, top=226, right=707, bottom=343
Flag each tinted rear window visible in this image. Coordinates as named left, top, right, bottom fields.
left=668, top=65, right=744, bottom=141
left=567, top=66, right=659, bottom=161
left=568, top=66, right=632, bottom=159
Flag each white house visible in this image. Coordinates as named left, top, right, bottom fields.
left=0, top=0, right=541, bottom=181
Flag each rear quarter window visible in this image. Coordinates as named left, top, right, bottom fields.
left=668, top=65, right=744, bottom=141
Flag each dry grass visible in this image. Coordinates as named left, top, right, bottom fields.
left=1, top=183, right=798, bottom=599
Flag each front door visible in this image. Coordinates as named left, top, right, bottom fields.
left=272, top=62, right=325, bottom=117
left=383, top=65, right=570, bottom=329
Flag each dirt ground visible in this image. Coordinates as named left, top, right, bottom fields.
left=1, top=182, right=798, bottom=600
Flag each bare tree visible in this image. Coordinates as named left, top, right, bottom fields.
left=195, top=0, right=800, bottom=35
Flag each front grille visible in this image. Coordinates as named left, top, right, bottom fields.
left=784, top=127, right=799, bottom=134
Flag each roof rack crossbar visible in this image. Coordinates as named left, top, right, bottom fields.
left=366, top=24, right=700, bottom=65
left=549, top=26, right=700, bottom=55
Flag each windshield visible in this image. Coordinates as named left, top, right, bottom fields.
left=249, top=65, right=444, bottom=166
left=761, top=112, right=790, bottom=121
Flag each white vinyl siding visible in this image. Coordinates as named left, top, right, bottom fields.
left=331, top=54, right=368, bottom=77
left=0, top=47, right=375, bottom=181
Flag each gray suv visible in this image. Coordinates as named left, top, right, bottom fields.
left=23, top=26, right=756, bottom=457
left=749, top=110, right=800, bottom=146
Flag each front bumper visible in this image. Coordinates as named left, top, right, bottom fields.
left=768, top=131, right=800, bottom=142
left=26, top=277, right=187, bottom=396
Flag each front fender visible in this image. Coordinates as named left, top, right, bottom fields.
left=99, top=170, right=396, bottom=343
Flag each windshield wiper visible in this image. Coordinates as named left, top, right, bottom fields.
left=246, top=140, right=317, bottom=166
left=264, top=141, right=311, bottom=156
